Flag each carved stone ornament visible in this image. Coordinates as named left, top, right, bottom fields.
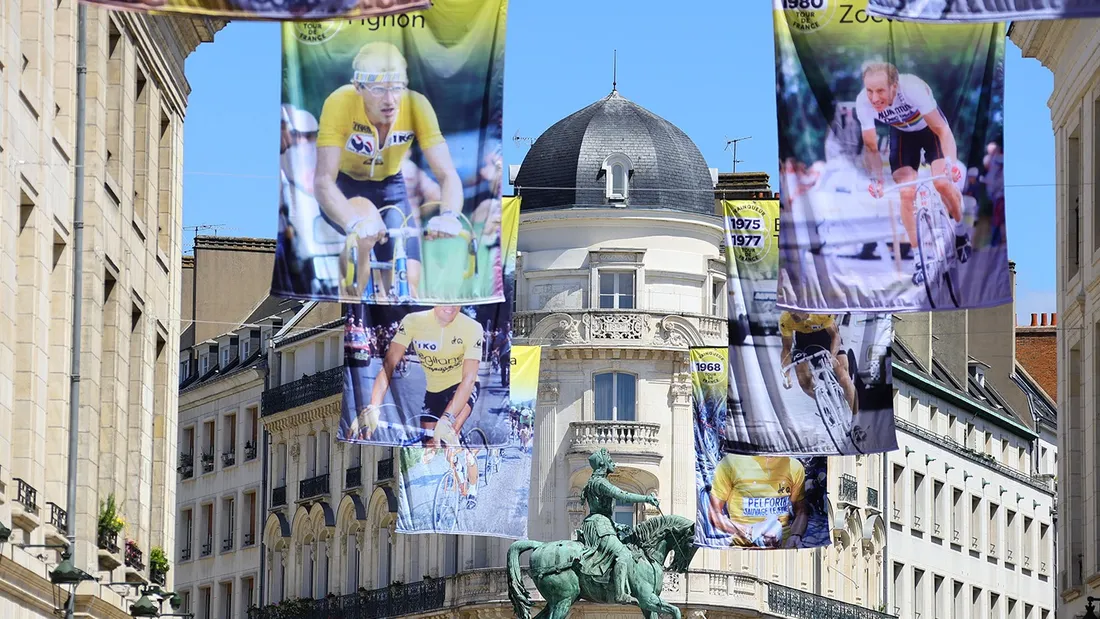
left=289, top=441, right=301, bottom=460
left=539, top=382, right=559, bottom=401
left=583, top=312, right=646, bottom=340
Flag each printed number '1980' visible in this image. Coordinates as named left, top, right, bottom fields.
left=782, top=0, right=824, bottom=8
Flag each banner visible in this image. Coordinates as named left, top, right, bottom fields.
left=692, top=353, right=830, bottom=550
left=720, top=201, right=897, bottom=455
left=394, top=346, right=540, bottom=537
left=866, top=0, right=1100, bottom=21
left=773, top=0, right=1010, bottom=312
left=79, top=0, right=429, bottom=20
left=274, top=0, right=508, bottom=305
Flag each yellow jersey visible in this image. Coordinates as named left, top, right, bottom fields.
left=712, top=455, right=804, bottom=539
left=316, top=85, right=446, bottom=182
left=392, top=310, right=483, bottom=392
left=779, top=312, right=836, bottom=338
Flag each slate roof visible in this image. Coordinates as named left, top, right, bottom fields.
left=513, top=90, right=714, bottom=215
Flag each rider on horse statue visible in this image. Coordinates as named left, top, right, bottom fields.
left=578, top=448, right=660, bottom=605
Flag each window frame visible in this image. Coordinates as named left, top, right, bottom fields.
left=601, top=153, right=633, bottom=202
left=598, top=270, right=636, bottom=310
left=593, top=371, right=637, bottom=422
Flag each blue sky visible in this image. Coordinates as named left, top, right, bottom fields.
left=181, top=1, right=1055, bottom=321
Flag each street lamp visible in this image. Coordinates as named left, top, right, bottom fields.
left=1084, top=596, right=1100, bottom=619
left=128, top=584, right=189, bottom=618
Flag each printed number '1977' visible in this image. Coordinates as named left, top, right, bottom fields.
left=731, top=235, right=762, bottom=247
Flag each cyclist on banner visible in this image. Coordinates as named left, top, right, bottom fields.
left=857, top=62, right=972, bottom=283
left=313, top=41, right=465, bottom=299
left=357, top=305, right=483, bottom=445
left=705, top=455, right=810, bottom=549
left=779, top=311, right=858, bottom=416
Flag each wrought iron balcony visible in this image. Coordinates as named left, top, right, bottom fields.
left=201, top=452, right=214, bottom=473
left=47, top=502, right=67, bottom=531
left=125, top=541, right=145, bottom=570
left=13, top=478, right=38, bottom=513
left=247, top=577, right=446, bottom=619
left=839, top=474, right=858, bottom=504
left=299, top=473, right=330, bottom=501
left=346, top=466, right=362, bottom=489
left=262, top=366, right=343, bottom=417
left=201, top=540, right=212, bottom=557
left=222, top=451, right=236, bottom=467
left=272, top=485, right=287, bottom=507
left=245, top=440, right=257, bottom=461
left=376, top=458, right=394, bottom=483
left=244, top=533, right=255, bottom=547
left=98, top=530, right=120, bottom=554
left=866, top=487, right=879, bottom=509
left=181, top=546, right=192, bottom=561
left=222, top=536, right=234, bottom=552
left=569, top=420, right=661, bottom=454
left=768, top=582, right=897, bottom=619
left=178, top=452, right=194, bottom=478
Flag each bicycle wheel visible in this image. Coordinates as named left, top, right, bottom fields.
left=935, top=210, right=962, bottom=308
left=433, top=470, right=459, bottom=532
left=915, top=208, right=947, bottom=309
left=465, top=427, right=492, bottom=485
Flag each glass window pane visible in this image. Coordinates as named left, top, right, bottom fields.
left=618, top=293, right=634, bottom=309
left=595, top=373, right=614, bottom=421
left=612, top=165, right=625, bottom=193
left=599, top=294, right=615, bottom=309
left=600, top=273, right=614, bottom=294
left=616, top=374, right=636, bottom=421
left=619, top=272, right=634, bottom=292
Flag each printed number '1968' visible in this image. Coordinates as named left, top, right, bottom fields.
left=731, top=235, right=762, bottom=247
left=692, top=362, right=724, bottom=373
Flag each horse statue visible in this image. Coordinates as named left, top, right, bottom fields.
left=506, top=449, right=697, bottom=619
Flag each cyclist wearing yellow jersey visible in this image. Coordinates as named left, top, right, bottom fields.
left=706, top=455, right=809, bottom=548
left=359, top=305, right=483, bottom=443
left=779, top=312, right=857, bottom=415
left=314, top=41, right=465, bottom=299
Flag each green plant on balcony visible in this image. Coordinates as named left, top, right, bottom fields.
left=149, top=547, right=169, bottom=584
left=98, top=494, right=125, bottom=538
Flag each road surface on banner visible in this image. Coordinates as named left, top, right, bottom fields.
left=773, top=0, right=1010, bottom=312
left=395, top=345, right=540, bottom=538
left=865, top=0, right=1100, bottom=21
left=79, top=0, right=429, bottom=20
left=691, top=348, right=830, bottom=551
left=721, top=200, right=897, bottom=456
left=274, top=0, right=508, bottom=305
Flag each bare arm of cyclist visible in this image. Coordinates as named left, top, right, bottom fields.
left=861, top=129, right=884, bottom=192
left=924, top=111, right=958, bottom=162
left=422, top=143, right=464, bottom=218
left=370, top=340, right=408, bottom=408
left=441, top=358, right=480, bottom=433
left=315, top=146, right=384, bottom=240
left=706, top=492, right=752, bottom=542
left=825, top=323, right=842, bottom=358
left=780, top=332, right=794, bottom=388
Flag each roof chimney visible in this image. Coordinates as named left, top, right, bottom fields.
left=1030, top=313, right=1038, bottom=327
left=1040, top=313, right=1048, bottom=326
left=1052, top=313, right=1058, bottom=326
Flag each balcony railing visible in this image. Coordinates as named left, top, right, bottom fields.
left=14, top=478, right=38, bottom=513
left=178, top=453, right=194, bottom=479
left=181, top=546, right=192, bottom=561
left=768, top=582, right=897, bottom=619
left=244, top=533, right=255, bottom=547
left=201, top=452, right=214, bottom=474
left=245, top=440, right=258, bottom=461
left=222, top=451, right=236, bottom=467
left=247, top=578, right=446, bottom=619
left=125, top=542, right=145, bottom=570
left=569, top=420, right=661, bottom=453
left=893, top=417, right=1052, bottom=493
left=839, top=474, right=858, bottom=504
left=272, top=486, right=287, bottom=508
left=346, top=466, right=362, bottom=489
left=299, top=473, right=330, bottom=501
left=262, top=366, right=343, bottom=417
left=98, top=530, right=120, bottom=554
left=201, top=540, right=212, bottom=557
left=512, top=309, right=727, bottom=348
left=866, top=487, right=879, bottom=509
left=47, top=502, right=68, bottom=531
left=377, top=458, right=394, bottom=482
left=223, top=537, right=234, bottom=552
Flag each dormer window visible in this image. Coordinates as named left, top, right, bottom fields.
left=199, top=355, right=209, bottom=376
left=602, top=153, right=633, bottom=203
left=221, top=347, right=231, bottom=368
left=241, top=339, right=251, bottom=359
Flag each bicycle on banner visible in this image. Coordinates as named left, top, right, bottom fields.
left=879, top=175, right=961, bottom=309
left=782, top=347, right=864, bottom=454
left=341, top=203, right=482, bottom=303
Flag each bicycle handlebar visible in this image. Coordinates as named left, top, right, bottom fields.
left=782, top=349, right=834, bottom=375
left=881, top=174, right=950, bottom=194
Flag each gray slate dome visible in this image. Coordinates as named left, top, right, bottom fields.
left=513, top=90, right=714, bottom=214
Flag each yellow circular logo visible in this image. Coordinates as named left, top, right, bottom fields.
left=727, top=202, right=772, bottom=265
left=692, top=350, right=726, bottom=386
left=293, top=21, right=343, bottom=45
left=781, top=0, right=836, bottom=33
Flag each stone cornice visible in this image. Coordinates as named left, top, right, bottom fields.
left=262, top=396, right=341, bottom=433
left=179, top=367, right=263, bottom=407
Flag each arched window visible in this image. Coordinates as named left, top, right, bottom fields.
left=602, top=153, right=633, bottom=202
left=377, top=528, right=392, bottom=587
left=318, top=430, right=330, bottom=475
left=594, top=372, right=636, bottom=421
left=305, top=434, right=317, bottom=478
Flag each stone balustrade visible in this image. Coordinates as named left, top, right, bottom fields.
left=513, top=310, right=727, bottom=349
left=569, top=420, right=661, bottom=455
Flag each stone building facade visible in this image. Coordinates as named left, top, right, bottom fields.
left=0, top=5, right=222, bottom=618
left=1011, top=19, right=1100, bottom=619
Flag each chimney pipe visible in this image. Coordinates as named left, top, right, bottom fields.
left=1041, top=313, right=1048, bottom=326
left=1030, top=313, right=1038, bottom=327
left=1052, top=313, right=1058, bottom=326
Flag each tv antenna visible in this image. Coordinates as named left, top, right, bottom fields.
left=512, top=129, right=535, bottom=149
left=724, top=136, right=752, bottom=173
left=183, top=224, right=227, bottom=254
